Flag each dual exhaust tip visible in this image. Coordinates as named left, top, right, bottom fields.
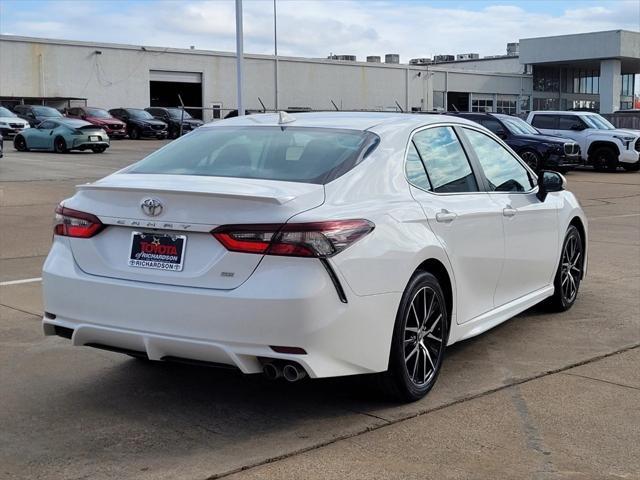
left=263, top=361, right=307, bottom=382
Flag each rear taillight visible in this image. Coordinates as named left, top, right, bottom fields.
left=212, top=219, right=374, bottom=258
left=54, top=205, right=104, bottom=238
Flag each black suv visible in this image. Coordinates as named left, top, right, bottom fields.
left=145, top=107, right=203, bottom=139
left=108, top=108, right=168, bottom=140
left=13, top=104, right=64, bottom=127
left=453, top=112, right=581, bottom=172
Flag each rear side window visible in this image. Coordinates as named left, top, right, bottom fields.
left=531, top=115, right=557, bottom=129
left=412, top=127, right=478, bottom=193
left=405, top=142, right=431, bottom=191
left=128, top=126, right=379, bottom=185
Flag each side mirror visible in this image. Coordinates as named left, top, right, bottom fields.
left=570, top=124, right=585, bottom=131
left=537, top=170, right=566, bottom=202
left=496, top=129, right=508, bottom=140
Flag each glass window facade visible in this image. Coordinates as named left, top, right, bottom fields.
left=496, top=99, right=517, bottom=115
left=621, top=74, right=634, bottom=97
left=472, top=99, right=494, bottom=112
left=533, top=98, right=559, bottom=111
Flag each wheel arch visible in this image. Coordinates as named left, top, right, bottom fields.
left=569, top=216, right=587, bottom=279
left=414, top=258, right=454, bottom=323
left=587, top=140, right=619, bottom=157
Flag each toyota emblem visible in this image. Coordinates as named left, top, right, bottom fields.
left=141, top=198, right=163, bottom=217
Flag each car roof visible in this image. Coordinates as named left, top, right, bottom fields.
left=530, top=111, right=596, bottom=116
left=204, top=111, right=478, bottom=131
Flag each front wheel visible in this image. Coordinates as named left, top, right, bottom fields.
left=378, top=271, right=448, bottom=402
left=129, top=127, right=141, bottom=140
left=14, top=135, right=28, bottom=151
left=53, top=136, right=67, bottom=153
left=547, top=225, right=584, bottom=312
left=591, top=147, right=618, bottom=172
left=520, top=149, right=542, bottom=171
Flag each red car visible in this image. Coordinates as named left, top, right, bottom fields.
left=66, top=107, right=127, bottom=139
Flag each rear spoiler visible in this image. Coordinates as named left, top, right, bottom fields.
left=76, top=183, right=297, bottom=205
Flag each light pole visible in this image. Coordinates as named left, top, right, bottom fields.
left=274, top=0, right=279, bottom=111
left=235, top=0, right=245, bottom=116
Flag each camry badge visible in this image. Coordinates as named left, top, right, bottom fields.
left=141, top=198, right=163, bottom=217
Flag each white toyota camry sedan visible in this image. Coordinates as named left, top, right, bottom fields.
left=42, top=112, right=587, bottom=401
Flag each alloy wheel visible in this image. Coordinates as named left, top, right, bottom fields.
left=403, top=286, right=445, bottom=386
left=520, top=151, right=539, bottom=171
left=560, top=233, right=582, bottom=303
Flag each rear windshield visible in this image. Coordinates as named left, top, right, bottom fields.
left=127, top=126, right=379, bottom=184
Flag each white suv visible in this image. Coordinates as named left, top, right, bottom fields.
left=527, top=111, right=640, bottom=172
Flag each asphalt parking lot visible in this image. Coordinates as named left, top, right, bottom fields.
left=1, top=140, right=639, bottom=480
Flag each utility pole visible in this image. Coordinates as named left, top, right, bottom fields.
left=274, top=0, right=279, bottom=111
left=235, top=0, right=245, bottom=116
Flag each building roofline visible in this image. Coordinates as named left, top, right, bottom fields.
left=0, top=34, right=530, bottom=78
left=519, top=29, right=638, bottom=42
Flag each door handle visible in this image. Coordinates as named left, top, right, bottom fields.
left=436, top=210, right=457, bottom=223
left=503, top=206, right=517, bottom=217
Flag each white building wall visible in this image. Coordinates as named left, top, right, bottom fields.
left=0, top=35, right=532, bottom=120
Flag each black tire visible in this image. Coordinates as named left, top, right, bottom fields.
left=546, top=225, right=584, bottom=312
left=377, top=271, right=448, bottom=402
left=91, top=146, right=107, bottom=153
left=168, top=126, right=179, bottom=139
left=622, top=163, right=640, bottom=172
left=129, top=127, right=141, bottom=140
left=14, top=135, right=28, bottom=152
left=53, top=136, right=67, bottom=153
left=591, top=147, right=618, bottom=172
left=520, top=149, right=542, bottom=171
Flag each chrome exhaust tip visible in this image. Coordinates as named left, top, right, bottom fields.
left=282, top=363, right=307, bottom=382
left=263, top=362, right=282, bottom=380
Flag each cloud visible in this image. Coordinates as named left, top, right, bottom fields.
left=1, top=0, right=638, bottom=62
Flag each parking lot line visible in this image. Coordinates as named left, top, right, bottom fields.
left=0, top=277, right=42, bottom=286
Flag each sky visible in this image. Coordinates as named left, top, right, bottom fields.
left=1, top=0, right=638, bottom=61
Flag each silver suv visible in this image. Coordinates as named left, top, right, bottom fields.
left=526, top=111, right=640, bottom=172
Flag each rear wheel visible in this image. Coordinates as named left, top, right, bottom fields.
left=378, top=271, right=448, bottom=402
left=53, top=136, right=67, bottom=153
left=547, top=225, right=583, bottom=312
left=520, top=149, right=541, bottom=171
left=591, top=147, right=618, bottom=172
left=14, top=135, right=28, bottom=151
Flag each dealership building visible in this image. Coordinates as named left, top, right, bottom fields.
left=0, top=29, right=638, bottom=121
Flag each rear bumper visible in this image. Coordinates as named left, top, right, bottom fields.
left=72, top=140, right=110, bottom=150
left=42, top=239, right=399, bottom=378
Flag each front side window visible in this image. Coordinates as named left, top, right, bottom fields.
left=558, top=115, right=586, bottom=131
left=413, top=127, right=478, bottom=194
left=463, top=128, right=533, bottom=193
left=128, top=126, right=379, bottom=185
left=480, top=118, right=503, bottom=135
left=405, top=142, right=431, bottom=191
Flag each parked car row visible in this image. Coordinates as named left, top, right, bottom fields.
left=2, top=104, right=204, bottom=153
left=454, top=110, right=639, bottom=172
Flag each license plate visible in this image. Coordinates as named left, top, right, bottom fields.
left=89, top=135, right=100, bottom=142
left=128, top=232, right=186, bottom=271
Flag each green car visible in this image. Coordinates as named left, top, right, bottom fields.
left=13, top=118, right=110, bottom=153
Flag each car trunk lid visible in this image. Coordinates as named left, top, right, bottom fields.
left=65, top=173, right=325, bottom=289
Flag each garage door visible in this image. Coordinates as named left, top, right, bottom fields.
left=149, top=70, right=202, bottom=84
